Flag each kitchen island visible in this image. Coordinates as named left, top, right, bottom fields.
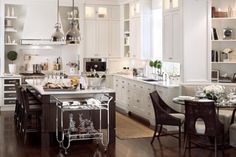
left=25, top=80, right=116, bottom=148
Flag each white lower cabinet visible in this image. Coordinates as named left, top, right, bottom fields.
left=113, top=75, right=180, bottom=126
left=113, top=76, right=128, bottom=112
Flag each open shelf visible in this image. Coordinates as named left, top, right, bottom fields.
left=5, top=16, right=17, bottom=19
left=5, top=43, right=17, bottom=46
left=212, top=17, right=236, bottom=20
left=212, top=40, right=236, bottom=42
left=212, top=62, right=236, bottom=64
left=5, top=28, right=17, bottom=32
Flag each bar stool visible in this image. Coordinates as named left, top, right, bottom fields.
left=21, top=88, right=42, bottom=143
left=15, top=83, right=21, bottom=127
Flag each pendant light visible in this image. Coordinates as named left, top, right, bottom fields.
left=66, top=0, right=81, bottom=44
left=51, top=0, right=64, bottom=42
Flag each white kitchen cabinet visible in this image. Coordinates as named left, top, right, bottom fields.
left=163, top=10, right=181, bottom=62
left=84, top=4, right=121, bottom=58
left=113, top=76, right=128, bottom=112
left=109, top=20, right=121, bottom=58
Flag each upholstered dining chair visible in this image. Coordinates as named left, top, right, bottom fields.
left=184, top=100, right=225, bottom=157
left=150, top=91, right=185, bottom=147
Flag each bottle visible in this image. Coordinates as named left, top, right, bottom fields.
left=55, top=57, right=61, bottom=70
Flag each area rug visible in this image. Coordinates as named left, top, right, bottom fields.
left=115, top=112, right=154, bottom=140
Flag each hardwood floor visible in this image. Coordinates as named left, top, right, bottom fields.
left=1, top=111, right=236, bottom=157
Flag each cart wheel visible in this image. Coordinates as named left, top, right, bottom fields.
left=104, top=147, right=107, bottom=152
left=64, top=150, right=68, bottom=155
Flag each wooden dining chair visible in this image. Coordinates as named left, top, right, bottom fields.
left=184, top=100, right=225, bottom=157
left=150, top=91, right=185, bottom=148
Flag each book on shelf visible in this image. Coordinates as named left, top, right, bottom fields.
left=211, top=28, right=218, bottom=40
left=211, top=50, right=219, bottom=62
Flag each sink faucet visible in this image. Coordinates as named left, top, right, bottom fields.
left=162, top=72, right=169, bottom=81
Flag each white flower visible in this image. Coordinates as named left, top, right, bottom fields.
left=203, top=84, right=225, bottom=95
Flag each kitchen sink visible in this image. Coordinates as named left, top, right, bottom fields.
left=142, top=79, right=160, bottom=82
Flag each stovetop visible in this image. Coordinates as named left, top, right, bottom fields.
left=20, top=73, right=45, bottom=76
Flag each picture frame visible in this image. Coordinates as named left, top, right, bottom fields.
left=232, top=73, right=236, bottom=82
left=211, top=70, right=219, bottom=82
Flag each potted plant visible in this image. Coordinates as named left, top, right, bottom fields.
left=149, top=60, right=155, bottom=74
left=7, top=51, right=17, bottom=74
left=153, top=60, right=162, bottom=74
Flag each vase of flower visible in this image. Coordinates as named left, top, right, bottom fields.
left=203, top=85, right=225, bottom=102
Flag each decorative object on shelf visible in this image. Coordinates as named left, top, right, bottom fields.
left=51, top=0, right=64, bottom=42
left=203, top=84, right=225, bottom=102
left=228, top=6, right=233, bottom=17
left=212, top=7, right=228, bottom=18
left=7, top=51, right=18, bottom=74
left=67, top=62, right=78, bottom=74
left=66, top=0, right=81, bottom=44
left=6, top=7, right=10, bottom=17
left=223, top=28, right=233, bottom=39
left=221, top=48, right=233, bottom=62
left=211, top=70, right=220, bottom=82
left=11, top=7, right=15, bottom=17
left=232, top=73, right=236, bottom=83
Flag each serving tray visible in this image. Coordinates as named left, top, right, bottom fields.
left=43, top=87, right=77, bottom=91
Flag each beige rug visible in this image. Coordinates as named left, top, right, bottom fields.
left=116, top=112, right=154, bottom=140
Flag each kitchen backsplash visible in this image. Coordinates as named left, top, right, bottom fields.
left=5, top=45, right=80, bottom=74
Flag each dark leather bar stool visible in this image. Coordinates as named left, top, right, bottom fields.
left=15, top=83, right=22, bottom=130
left=21, top=88, right=42, bottom=143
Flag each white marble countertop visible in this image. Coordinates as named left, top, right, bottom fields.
left=112, top=74, right=180, bottom=88
left=26, top=80, right=115, bottom=95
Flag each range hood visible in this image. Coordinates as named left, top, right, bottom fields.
left=21, top=3, right=65, bottom=45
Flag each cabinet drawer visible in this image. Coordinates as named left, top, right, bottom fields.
left=4, top=86, right=16, bottom=91
left=4, top=99, right=16, bottom=105
left=4, top=93, right=16, bottom=98
left=4, top=79, right=20, bottom=85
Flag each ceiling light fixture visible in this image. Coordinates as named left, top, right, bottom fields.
left=51, top=0, right=64, bottom=42
left=66, top=0, right=81, bottom=44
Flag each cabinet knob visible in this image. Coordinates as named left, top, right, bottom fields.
left=169, top=57, right=173, bottom=60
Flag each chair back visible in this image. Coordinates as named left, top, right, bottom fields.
left=150, top=91, right=180, bottom=125
left=15, top=83, right=22, bottom=105
left=185, top=100, right=223, bottom=136
left=21, top=88, right=30, bottom=113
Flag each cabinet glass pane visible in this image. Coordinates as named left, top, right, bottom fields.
left=85, top=6, right=96, bottom=18
left=135, top=3, right=140, bottom=14
left=164, top=0, right=170, bottom=10
left=172, top=0, right=179, bottom=9
left=97, top=7, right=108, bottom=18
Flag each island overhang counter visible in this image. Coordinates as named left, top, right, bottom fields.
left=25, top=80, right=116, bottom=148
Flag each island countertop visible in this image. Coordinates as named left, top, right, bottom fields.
left=26, top=80, right=115, bottom=95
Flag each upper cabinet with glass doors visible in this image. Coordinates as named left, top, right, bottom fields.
left=85, top=5, right=109, bottom=20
